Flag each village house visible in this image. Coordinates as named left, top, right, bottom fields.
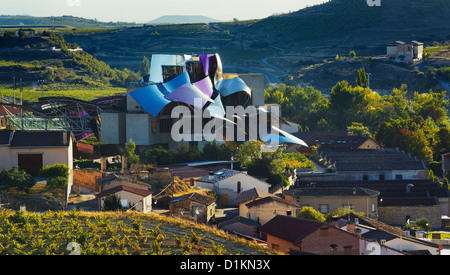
left=217, top=216, right=262, bottom=240
left=245, top=195, right=300, bottom=226
left=284, top=187, right=380, bottom=219
left=336, top=213, right=442, bottom=255
left=196, top=168, right=271, bottom=207
left=169, top=192, right=216, bottom=223
left=386, top=40, right=424, bottom=62
left=294, top=179, right=447, bottom=229
left=95, top=173, right=152, bottom=192
left=96, top=185, right=153, bottom=213
left=259, top=215, right=361, bottom=255
left=235, top=187, right=272, bottom=218
left=0, top=130, right=73, bottom=204
left=288, top=130, right=381, bottom=155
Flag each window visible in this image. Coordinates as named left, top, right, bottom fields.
left=286, top=210, right=292, bottom=216
left=371, top=203, right=376, bottom=213
left=379, top=174, right=385, bottom=181
left=396, top=174, right=403, bottom=180
left=343, top=204, right=354, bottom=210
left=151, top=120, right=156, bottom=134
left=319, top=204, right=329, bottom=214
left=363, top=175, right=369, bottom=181
left=159, top=118, right=172, bottom=133
left=162, top=65, right=184, bottom=82
left=237, top=181, right=241, bottom=194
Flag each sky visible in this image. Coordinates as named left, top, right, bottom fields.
left=0, top=0, right=329, bottom=23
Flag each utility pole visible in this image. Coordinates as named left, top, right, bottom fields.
left=366, top=73, right=372, bottom=90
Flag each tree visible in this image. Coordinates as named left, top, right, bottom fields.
left=347, top=122, right=371, bottom=137
left=356, top=68, right=368, bottom=88
left=138, top=56, right=150, bottom=78
left=120, top=139, right=140, bottom=166
left=297, top=207, right=325, bottom=222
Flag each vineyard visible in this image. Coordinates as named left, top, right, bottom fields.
left=0, top=209, right=280, bottom=255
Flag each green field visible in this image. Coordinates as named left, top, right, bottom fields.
left=0, top=85, right=126, bottom=102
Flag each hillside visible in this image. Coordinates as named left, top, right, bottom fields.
left=0, top=15, right=138, bottom=28
left=0, top=209, right=279, bottom=255
left=0, top=33, right=134, bottom=102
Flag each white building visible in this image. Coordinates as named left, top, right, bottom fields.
left=196, top=168, right=271, bottom=207
left=0, top=130, right=74, bottom=205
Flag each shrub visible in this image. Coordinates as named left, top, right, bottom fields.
left=39, top=164, right=69, bottom=178
left=47, top=176, right=68, bottom=188
left=0, top=167, right=35, bottom=190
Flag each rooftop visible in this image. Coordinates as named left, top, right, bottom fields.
left=172, top=192, right=216, bottom=206
left=96, top=185, right=153, bottom=198
left=319, top=149, right=427, bottom=171
left=0, top=130, right=71, bottom=147
left=245, top=195, right=299, bottom=209
left=234, top=188, right=272, bottom=205
left=285, top=187, right=380, bottom=197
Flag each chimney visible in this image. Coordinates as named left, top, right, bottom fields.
left=121, top=155, right=127, bottom=174
left=346, top=221, right=356, bottom=234
left=354, top=228, right=362, bottom=238
left=63, top=131, right=68, bottom=145
left=330, top=216, right=339, bottom=227
left=100, top=156, right=107, bottom=172
left=208, top=171, right=214, bottom=181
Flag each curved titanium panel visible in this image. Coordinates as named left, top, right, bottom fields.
left=206, top=94, right=226, bottom=118
left=216, top=77, right=252, bottom=97
left=164, top=82, right=214, bottom=109
left=162, top=71, right=191, bottom=93
left=129, top=85, right=171, bottom=117
left=193, top=76, right=214, bottom=98
left=261, top=127, right=308, bottom=146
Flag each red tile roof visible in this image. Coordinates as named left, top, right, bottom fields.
left=96, top=185, right=153, bottom=198
left=259, top=215, right=325, bottom=244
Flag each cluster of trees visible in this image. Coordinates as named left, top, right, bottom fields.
left=265, top=69, right=449, bottom=167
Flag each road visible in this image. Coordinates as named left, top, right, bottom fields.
left=417, top=63, right=450, bottom=92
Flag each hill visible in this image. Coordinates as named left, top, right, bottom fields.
left=0, top=209, right=279, bottom=255
left=147, top=15, right=221, bottom=25
left=0, top=15, right=138, bottom=28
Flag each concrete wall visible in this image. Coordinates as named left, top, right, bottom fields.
left=238, top=74, right=265, bottom=108
left=287, top=195, right=379, bottom=219
left=100, top=112, right=126, bottom=144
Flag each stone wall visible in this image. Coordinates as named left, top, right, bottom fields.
left=73, top=168, right=102, bottom=191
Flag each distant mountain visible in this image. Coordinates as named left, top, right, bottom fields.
left=147, top=15, right=221, bottom=25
